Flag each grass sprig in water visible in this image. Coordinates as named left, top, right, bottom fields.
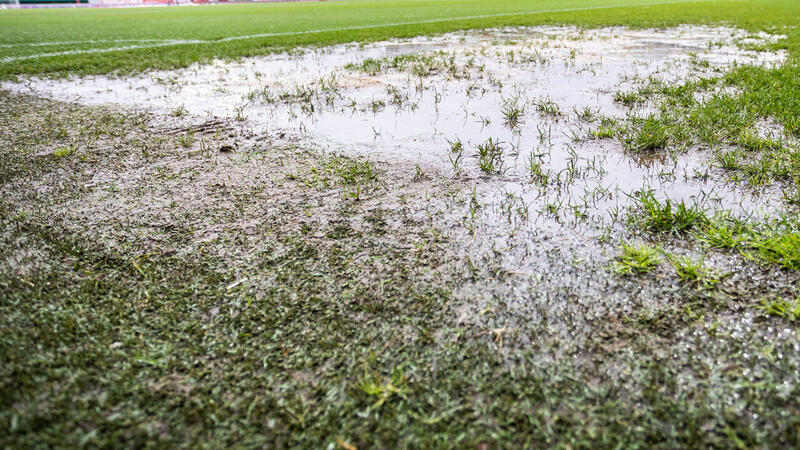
left=612, top=241, right=660, bottom=276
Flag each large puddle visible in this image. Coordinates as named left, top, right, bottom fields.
left=7, top=25, right=787, bottom=220
left=3, top=25, right=793, bottom=339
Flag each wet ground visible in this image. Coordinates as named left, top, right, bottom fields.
left=6, top=25, right=792, bottom=323
left=6, top=26, right=789, bottom=216
left=2, top=25, right=800, bottom=447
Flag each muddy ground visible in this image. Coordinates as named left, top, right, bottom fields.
left=2, top=25, right=800, bottom=447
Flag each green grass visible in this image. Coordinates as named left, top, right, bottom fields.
left=753, top=230, right=800, bottom=270
left=611, top=241, right=660, bottom=275
left=10, top=92, right=800, bottom=448
left=628, top=190, right=708, bottom=234
left=694, top=215, right=746, bottom=249
left=665, top=253, right=721, bottom=288
left=475, top=137, right=505, bottom=175
left=758, top=296, right=800, bottom=321
left=622, top=114, right=671, bottom=152
left=344, top=52, right=464, bottom=78
left=1, top=0, right=800, bottom=78
left=51, top=144, right=76, bottom=158
left=4, top=1, right=800, bottom=447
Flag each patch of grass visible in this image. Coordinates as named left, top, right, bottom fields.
left=526, top=150, right=550, bottom=185
left=345, top=57, right=385, bottom=76
left=176, top=131, right=195, bottom=148
left=574, top=105, right=598, bottom=122
left=666, top=254, right=721, bottom=288
left=784, top=177, right=800, bottom=205
left=752, top=230, right=800, bottom=270
left=758, top=296, right=800, bottom=321
left=357, top=368, right=409, bottom=409
left=611, top=241, right=660, bottom=275
left=368, top=98, right=386, bottom=113
left=345, top=52, right=464, bottom=78
left=623, top=114, right=669, bottom=152
left=501, top=96, right=525, bottom=130
left=590, top=125, right=617, bottom=139
left=716, top=150, right=742, bottom=171
left=5, top=2, right=800, bottom=447
left=308, top=156, right=379, bottom=188
left=694, top=216, right=745, bottom=249
left=447, top=137, right=466, bottom=172
left=628, top=190, right=708, bottom=234
left=627, top=54, right=800, bottom=187
left=52, top=144, right=76, bottom=158
left=4, top=86, right=800, bottom=449
left=533, top=97, right=561, bottom=117
left=2, top=0, right=800, bottom=80
left=474, top=138, right=505, bottom=175
left=736, top=128, right=783, bottom=152
left=171, top=105, right=188, bottom=117
left=613, top=90, right=642, bottom=106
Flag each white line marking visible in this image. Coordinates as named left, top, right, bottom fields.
left=2, top=0, right=707, bottom=63
left=0, top=39, right=175, bottom=49
left=2, top=40, right=205, bottom=62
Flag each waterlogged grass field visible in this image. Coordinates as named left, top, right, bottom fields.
left=2, top=0, right=800, bottom=448
left=0, top=0, right=797, bottom=77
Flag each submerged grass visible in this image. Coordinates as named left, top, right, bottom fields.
left=622, top=115, right=670, bottom=152
left=474, top=138, right=505, bottom=175
left=614, top=35, right=800, bottom=187
left=758, top=296, right=800, bottom=322
left=694, top=215, right=747, bottom=249
left=5, top=91, right=799, bottom=447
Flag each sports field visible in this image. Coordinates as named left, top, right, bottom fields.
left=0, top=0, right=798, bottom=77
left=2, top=0, right=800, bottom=448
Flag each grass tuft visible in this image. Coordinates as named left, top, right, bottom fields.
left=665, top=254, right=721, bottom=288
left=611, top=241, right=660, bottom=275
left=474, top=138, right=505, bottom=175
left=628, top=190, right=708, bottom=234
left=753, top=231, right=800, bottom=270
left=623, top=115, right=669, bottom=152
left=758, top=296, right=800, bottom=321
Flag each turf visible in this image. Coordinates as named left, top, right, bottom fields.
left=3, top=0, right=800, bottom=447
left=3, top=89, right=799, bottom=449
left=0, top=0, right=798, bottom=78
